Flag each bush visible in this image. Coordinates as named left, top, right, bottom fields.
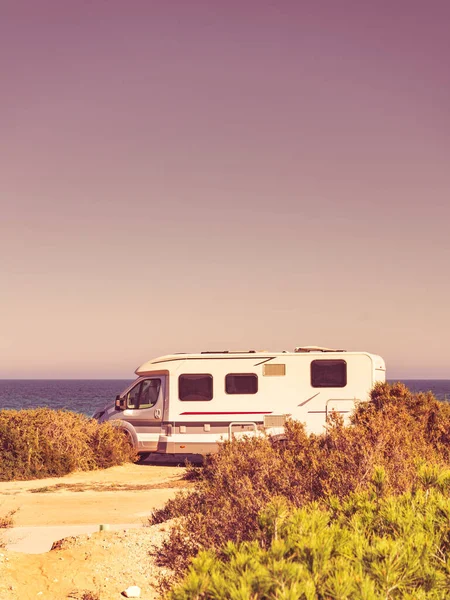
left=0, top=408, right=137, bottom=481
left=170, top=477, right=450, bottom=599
left=151, top=383, right=450, bottom=576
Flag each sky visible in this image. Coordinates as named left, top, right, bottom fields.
left=1, top=0, right=450, bottom=379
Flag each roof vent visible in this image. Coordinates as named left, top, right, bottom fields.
left=294, top=346, right=345, bottom=353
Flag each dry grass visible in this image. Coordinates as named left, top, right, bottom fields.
left=0, top=508, right=16, bottom=548
left=67, top=591, right=101, bottom=600
left=0, top=509, right=16, bottom=529
left=29, top=479, right=190, bottom=493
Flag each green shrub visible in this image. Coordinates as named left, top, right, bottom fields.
left=0, top=408, right=136, bottom=481
left=152, top=383, right=450, bottom=576
left=170, top=478, right=450, bottom=599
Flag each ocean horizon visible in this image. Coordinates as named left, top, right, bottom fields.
left=0, top=379, right=449, bottom=417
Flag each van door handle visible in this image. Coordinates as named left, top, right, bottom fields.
left=154, top=408, right=161, bottom=419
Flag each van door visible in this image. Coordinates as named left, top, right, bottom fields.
left=122, top=377, right=165, bottom=452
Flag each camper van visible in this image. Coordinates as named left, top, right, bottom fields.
left=93, top=346, right=385, bottom=460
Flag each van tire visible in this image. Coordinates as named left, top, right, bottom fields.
left=136, top=452, right=151, bottom=464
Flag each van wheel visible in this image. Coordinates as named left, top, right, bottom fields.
left=135, top=453, right=151, bottom=464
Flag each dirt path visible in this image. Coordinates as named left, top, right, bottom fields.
left=0, top=461, right=188, bottom=599
left=0, top=462, right=185, bottom=526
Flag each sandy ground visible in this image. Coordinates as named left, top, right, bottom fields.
left=0, top=459, right=188, bottom=599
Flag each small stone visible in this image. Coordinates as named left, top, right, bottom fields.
left=122, top=585, right=141, bottom=598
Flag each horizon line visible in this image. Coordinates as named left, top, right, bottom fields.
left=1, top=377, right=449, bottom=381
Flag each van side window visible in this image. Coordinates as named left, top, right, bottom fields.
left=179, top=374, right=213, bottom=401
left=127, top=379, right=161, bottom=409
left=311, top=360, right=347, bottom=388
left=225, top=374, right=258, bottom=394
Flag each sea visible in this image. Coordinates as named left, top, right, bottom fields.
left=0, top=379, right=449, bottom=417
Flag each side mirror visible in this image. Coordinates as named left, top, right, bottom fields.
left=115, top=395, right=126, bottom=411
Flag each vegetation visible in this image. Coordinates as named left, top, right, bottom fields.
left=151, top=382, right=450, bottom=592
left=67, top=591, right=101, bottom=600
left=0, top=508, right=16, bottom=548
left=0, top=408, right=136, bottom=481
left=171, top=476, right=450, bottom=599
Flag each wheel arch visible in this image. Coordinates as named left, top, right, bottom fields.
left=109, top=419, right=139, bottom=449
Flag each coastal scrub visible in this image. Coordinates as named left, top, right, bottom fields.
left=0, top=408, right=136, bottom=481
left=171, top=479, right=450, bottom=599
left=151, top=383, right=450, bottom=581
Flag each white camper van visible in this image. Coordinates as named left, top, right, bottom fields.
left=93, top=346, right=385, bottom=460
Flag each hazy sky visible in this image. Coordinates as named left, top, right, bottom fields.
left=1, top=0, right=450, bottom=378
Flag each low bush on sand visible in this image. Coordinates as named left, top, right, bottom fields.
left=151, top=383, right=450, bottom=580
left=170, top=472, right=450, bottom=599
left=0, top=408, right=137, bottom=481
left=0, top=508, right=16, bottom=547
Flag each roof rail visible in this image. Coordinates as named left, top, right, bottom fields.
left=294, top=346, right=345, bottom=353
left=200, top=350, right=257, bottom=354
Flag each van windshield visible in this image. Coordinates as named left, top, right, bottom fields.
left=127, top=379, right=161, bottom=409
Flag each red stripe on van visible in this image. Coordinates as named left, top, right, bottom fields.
left=179, top=411, right=272, bottom=415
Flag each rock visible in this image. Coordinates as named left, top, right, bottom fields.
left=122, top=586, right=141, bottom=598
